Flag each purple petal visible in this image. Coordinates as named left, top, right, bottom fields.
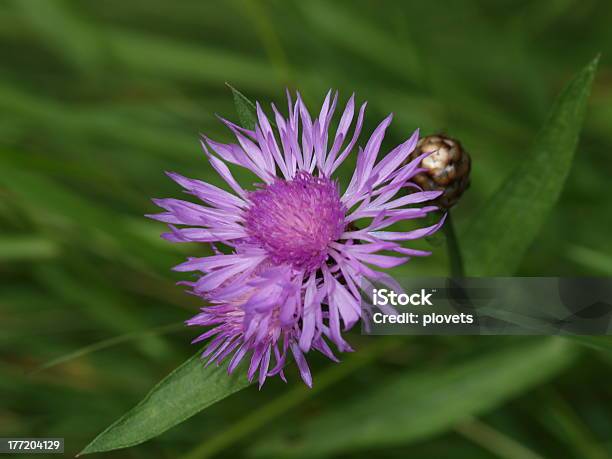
left=290, top=343, right=312, bottom=388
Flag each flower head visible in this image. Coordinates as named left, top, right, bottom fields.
left=149, top=91, right=445, bottom=387
left=245, top=171, right=346, bottom=272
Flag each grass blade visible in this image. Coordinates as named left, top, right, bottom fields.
left=31, top=323, right=185, bottom=375
left=566, top=245, right=612, bottom=275
left=565, top=336, right=612, bottom=352
left=455, top=418, right=545, bottom=459
left=0, top=235, right=59, bottom=261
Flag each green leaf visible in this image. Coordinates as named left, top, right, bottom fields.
left=566, top=245, right=612, bottom=275
left=462, top=57, right=599, bottom=276
left=32, top=322, right=184, bottom=375
left=565, top=336, right=612, bottom=353
left=79, top=352, right=251, bottom=456
left=227, top=82, right=258, bottom=130
left=252, top=338, right=576, bottom=457
left=0, top=235, right=59, bottom=261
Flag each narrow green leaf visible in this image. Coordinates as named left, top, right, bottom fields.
left=566, top=245, right=612, bottom=275
left=32, top=323, right=184, bottom=375
left=79, top=353, right=251, bottom=455
left=252, top=338, right=576, bottom=457
left=0, top=236, right=60, bottom=261
left=565, top=336, right=612, bottom=353
left=455, top=418, right=546, bottom=459
left=227, top=82, right=258, bottom=130
left=462, top=57, right=599, bottom=276
left=537, top=391, right=610, bottom=459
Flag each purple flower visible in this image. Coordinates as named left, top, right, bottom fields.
left=149, top=91, right=445, bottom=387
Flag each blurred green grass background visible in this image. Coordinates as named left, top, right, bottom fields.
left=1, top=1, right=611, bottom=458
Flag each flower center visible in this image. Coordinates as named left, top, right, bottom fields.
left=245, top=172, right=346, bottom=272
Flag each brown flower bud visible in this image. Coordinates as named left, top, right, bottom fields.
left=406, top=134, right=471, bottom=209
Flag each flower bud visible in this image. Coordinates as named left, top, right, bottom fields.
left=407, top=134, right=471, bottom=208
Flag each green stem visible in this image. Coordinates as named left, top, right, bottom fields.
left=443, top=211, right=465, bottom=277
